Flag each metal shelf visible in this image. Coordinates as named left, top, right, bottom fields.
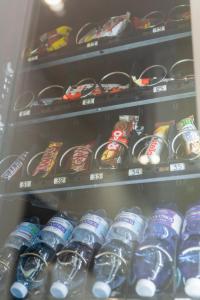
left=21, top=31, right=192, bottom=72
left=10, top=91, right=196, bottom=127
left=1, top=167, right=200, bottom=197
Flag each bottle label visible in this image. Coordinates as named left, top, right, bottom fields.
left=112, top=212, right=144, bottom=239
left=42, top=217, right=73, bottom=241
left=182, top=205, right=200, bottom=239
left=78, top=214, right=109, bottom=242
left=150, top=209, right=182, bottom=235
left=9, top=222, right=40, bottom=242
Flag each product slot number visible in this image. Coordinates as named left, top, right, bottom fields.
left=90, top=173, right=104, bottom=181
left=170, top=163, right=186, bottom=172
left=153, top=85, right=167, bottom=93
left=86, top=41, right=98, bottom=48
left=19, top=181, right=32, bottom=189
left=128, top=168, right=143, bottom=176
left=27, top=55, right=38, bottom=62
left=82, top=98, right=95, bottom=106
left=153, top=26, right=166, bottom=33
left=19, top=110, right=31, bottom=117
left=53, top=177, right=67, bottom=185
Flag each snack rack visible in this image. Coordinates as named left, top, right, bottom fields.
left=0, top=0, right=199, bottom=299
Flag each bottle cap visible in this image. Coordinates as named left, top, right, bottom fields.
left=136, top=279, right=156, bottom=297
left=10, top=282, right=28, bottom=299
left=185, top=278, right=200, bottom=298
left=92, top=281, right=111, bottom=299
left=50, top=281, right=69, bottom=299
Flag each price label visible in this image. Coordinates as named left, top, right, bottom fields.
left=19, top=181, right=32, bottom=189
left=174, top=298, right=191, bottom=300
left=82, top=98, right=95, bottom=106
left=128, top=168, right=143, bottom=176
left=53, top=177, right=66, bottom=185
left=153, top=26, right=166, bottom=33
left=27, top=55, right=38, bottom=62
left=86, top=41, right=98, bottom=48
left=170, top=163, right=186, bottom=172
left=19, top=110, right=31, bottom=117
left=153, top=85, right=167, bottom=93
left=90, top=173, right=103, bottom=181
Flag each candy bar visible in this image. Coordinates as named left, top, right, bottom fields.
left=177, top=116, right=200, bottom=158
left=32, top=142, right=63, bottom=177
left=139, top=122, right=172, bottom=165
left=1, top=152, right=29, bottom=181
left=65, top=142, right=94, bottom=173
left=101, top=115, right=139, bottom=168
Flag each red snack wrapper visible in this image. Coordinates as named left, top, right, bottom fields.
left=65, top=142, right=94, bottom=173
left=101, top=115, right=139, bottom=168
left=32, top=142, right=63, bottom=178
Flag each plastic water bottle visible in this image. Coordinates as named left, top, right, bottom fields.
left=0, top=217, right=40, bottom=291
left=10, top=212, right=76, bottom=299
left=134, top=206, right=182, bottom=298
left=50, top=210, right=110, bottom=299
left=92, top=207, right=145, bottom=299
left=178, top=204, right=200, bottom=298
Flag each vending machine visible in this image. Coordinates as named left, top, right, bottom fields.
left=0, top=0, right=200, bottom=299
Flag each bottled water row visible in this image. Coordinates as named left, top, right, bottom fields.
left=1, top=204, right=200, bottom=299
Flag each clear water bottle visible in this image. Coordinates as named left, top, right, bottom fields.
left=92, top=207, right=145, bottom=299
left=134, top=206, right=182, bottom=298
left=10, top=212, right=76, bottom=299
left=0, top=217, right=40, bottom=291
left=178, top=204, right=200, bottom=298
left=50, top=210, right=110, bottom=299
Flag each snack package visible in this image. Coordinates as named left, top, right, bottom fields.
left=32, top=142, right=63, bottom=178
left=1, top=152, right=29, bottom=181
left=177, top=115, right=200, bottom=158
left=65, top=142, right=95, bottom=173
left=63, top=83, right=102, bottom=102
left=27, top=26, right=72, bottom=60
left=78, top=12, right=130, bottom=45
left=139, top=122, right=173, bottom=165
left=132, top=16, right=154, bottom=30
left=101, top=115, right=139, bottom=168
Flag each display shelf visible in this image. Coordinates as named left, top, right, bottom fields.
left=21, top=31, right=192, bottom=73
left=11, top=87, right=196, bottom=127
left=1, top=159, right=200, bottom=197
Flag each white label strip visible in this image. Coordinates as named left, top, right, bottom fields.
left=170, top=163, right=186, bottom=172
left=19, top=110, right=31, bottom=117
left=53, top=177, right=66, bottom=185
left=153, top=26, right=166, bottom=33
left=90, top=173, right=104, bottom=181
left=153, top=85, right=167, bottom=93
left=19, top=181, right=32, bottom=189
left=82, top=98, right=95, bottom=106
left=86, top=41, right=98, bottom=48
left=128, top=168, right=143, bottom=176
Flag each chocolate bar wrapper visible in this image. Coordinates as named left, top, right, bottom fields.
left=101, top=115, right=139, bottom=168
left=139, top=121, right=173, bottom=165
left=1, top=152, right=29, bottom=181
left=65, top=142, right=94, bottom=173
left=32, top=142, right=63, bottom=178
left=177, top=115, right=200, bottom=157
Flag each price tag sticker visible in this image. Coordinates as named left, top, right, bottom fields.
left=170, top=163, right=186, bottom=172
left=53, top=177, right=66, bottom=185
left=153, top=85, right=167, bottom=93
left=82, top=98, right=95, bottom=106
left=153, top=26, right=166, bottom=33
left=86, top=41, right=98, bottom=48
left=19, top=181, right=32, bottom=189
left=19, top=110, right=31, bottom=117
left=90, top=173, right=103, bottom=181
left=128, top=168, right=143, bottom=176
left=27, top=55, right=38, bottom=62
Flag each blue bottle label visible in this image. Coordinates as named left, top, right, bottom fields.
left=42, top=217, right=73, bottom=242
left=9, top=222, right=40, bottom=242
left=182, top=205, right=200, bottom=240
left=78, top=214, right=109, bottom=242
left=112, top=212, right=145, bottom=240
left=150, top=209, right=182, bottom=235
